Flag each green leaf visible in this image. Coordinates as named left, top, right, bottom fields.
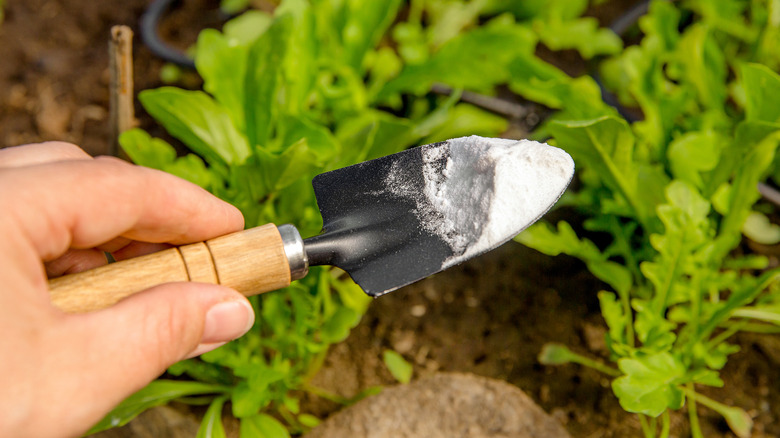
left=743, top=212, right=780, bottom=244
left=741, top=62, right=780, bottom=124
left=422, top=103, right=507, bottom=144
left=335, top=110, right=416, bottom=164
left=139, top=88, right=250, bottom=165
left=424, top=0, right=490, bottom=49
left=244, top=15, right=293, bottom=148
left=383, top=350, right=413, bottom=384
left=231, top=366, right=288, bottom=418
left=667, top=131, right=723, bottom=188
left=224, top=10, right=273, bottom=44
left=534, top=16, right=622, bottom=59
left=240, top=413, right=290, bottom=438
left=88, top=380, right=229, bottom=434
left=538, top=343, right=622, bottom=376
left=276, top=0, right=317, bottom=115
left=197, top=396, right=228, bottom=438
left=298, top=414, right=320, bottom=428
left=612, top=353, right=686, bottom=417
left=548, top=116, right=665, bottom=230
left=120, top=129, right=223, bottom=190
left=341, top=0, right=402, bottom=72
left=599, top=291, right=627, bottom=345
left=119, top=128, right=176, bottom=167
left=717, top=123, right=780, bottom=251
left=380, top=17, right=536, bottom=97
left=220, top=0, right=249, bottom=15
left=674, top=24, right=727, bottom=110
left=321, top=306, right=360, bottom=343
left=195, top=29, right=250, bottom=130
left=538, top=343, right=575, bottom=365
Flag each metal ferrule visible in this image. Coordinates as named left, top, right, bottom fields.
left=278, top=224, right=309, bottom=281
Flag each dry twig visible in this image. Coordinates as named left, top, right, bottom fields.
left=109, top=25, right=137, bottom=157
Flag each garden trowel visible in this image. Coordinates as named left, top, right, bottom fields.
left=49, top=136, right=574, bottom=313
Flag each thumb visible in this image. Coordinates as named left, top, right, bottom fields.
left=58, top=283, right=254, bottom=420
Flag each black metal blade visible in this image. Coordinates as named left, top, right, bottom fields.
left=303, top=137, right=574, bottom=297
left=305, top=145, right=452, bottom=297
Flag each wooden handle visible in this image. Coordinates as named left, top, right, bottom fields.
left=49, top=224, right=292, bottom=313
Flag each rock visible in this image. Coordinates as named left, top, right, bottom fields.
left=305, top=372, right=571, bottom=438
left=92, top=405, right=200, bottom=438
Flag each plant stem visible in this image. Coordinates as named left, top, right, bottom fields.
left=707, top=319, right=748, bottom=350
left=638, top=414, right=654, bottom=438
left=723, top=321, right=780, bottom=333
left=302, top=384, right=350, bottom=405
left=686, top=383, right=704, bottom=438
left=659, top=410, right=670, bottom=438
left=565, top=350, right=621, bottom=377
left=681, top=387, right=753, bottom=438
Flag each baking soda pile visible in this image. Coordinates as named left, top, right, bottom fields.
left=388, top=135, right=574, bottom=268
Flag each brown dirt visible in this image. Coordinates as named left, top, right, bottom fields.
left=2, top=1, right=779, bottom=438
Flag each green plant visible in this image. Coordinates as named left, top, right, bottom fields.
left=89, top=1, right=516, bottom=435
left=518, top=1, right=780, bottom=436
left=90, top=0, right=780, bottom=435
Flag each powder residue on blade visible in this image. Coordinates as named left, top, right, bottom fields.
left=386, top=135, right=574, bottom=268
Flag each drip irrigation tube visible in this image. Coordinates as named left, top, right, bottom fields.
left=140, top=0, right=196, bottom=69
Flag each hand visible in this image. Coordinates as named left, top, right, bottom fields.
left=0, top=142, right=255, bottom=437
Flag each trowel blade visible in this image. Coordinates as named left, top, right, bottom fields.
left=303, top=136, right=574, bottom=297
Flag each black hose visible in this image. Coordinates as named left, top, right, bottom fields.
left=140, top=0, right=197, bottom=69
left=590, top=0, right=651, bottom=122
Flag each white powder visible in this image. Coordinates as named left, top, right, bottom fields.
left=387, top=135, right=574, bottom=269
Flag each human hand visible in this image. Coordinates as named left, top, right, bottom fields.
left=0, top=142, right=255, bottom=437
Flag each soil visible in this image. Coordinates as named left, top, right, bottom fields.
left=2, top=1, right=779, bottom=437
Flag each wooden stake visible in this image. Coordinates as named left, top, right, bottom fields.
left=109, top=25, right=137, bottom=157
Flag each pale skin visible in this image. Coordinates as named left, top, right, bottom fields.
left=0, top=142, right=256, bottom=437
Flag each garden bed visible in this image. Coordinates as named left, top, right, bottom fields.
left=2, top=1, right=779, bottom=437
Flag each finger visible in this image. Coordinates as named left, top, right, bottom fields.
left=106, top=240, right=173, bottom=261
left=1, top=157, right=244, bottom=263
left=47, top=283, right=254, bottom=434
left=95, top=237, right=171, bottom=260
left=0, top=142, right=91, bottom=168
left=44, top=241, right=171, bottom=277
left=45, top=249, right=108, bottom=277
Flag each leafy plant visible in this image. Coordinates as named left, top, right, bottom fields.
left=92, top=0, right=780, bottom=436
left=91, top=0, right=515, bottom=435
left=518, top=2, right=780, bottom=436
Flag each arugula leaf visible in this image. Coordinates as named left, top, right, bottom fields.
left=667, top=131, right=724, bottom=189
left=548, top=116, right=666, bottom=231
left=88, top=381, right=229, bottom=434
left=383, top=350, right=413, bottom=384
left=612, top=353, right=686, bottom=417
left=240, top=413, right=290, bottom=438
left=197, top=396, right=228, bottom=438
left=533, top=13, right=622, bottom=59
left=673, top=23, right=727, bottom=111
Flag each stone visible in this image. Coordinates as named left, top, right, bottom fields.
left=305, top=372, right=571, bottom=438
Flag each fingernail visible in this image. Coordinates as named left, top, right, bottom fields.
left=186, top=342, right=227, bottom=359
left=200, top=299, right=254, bottom=344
